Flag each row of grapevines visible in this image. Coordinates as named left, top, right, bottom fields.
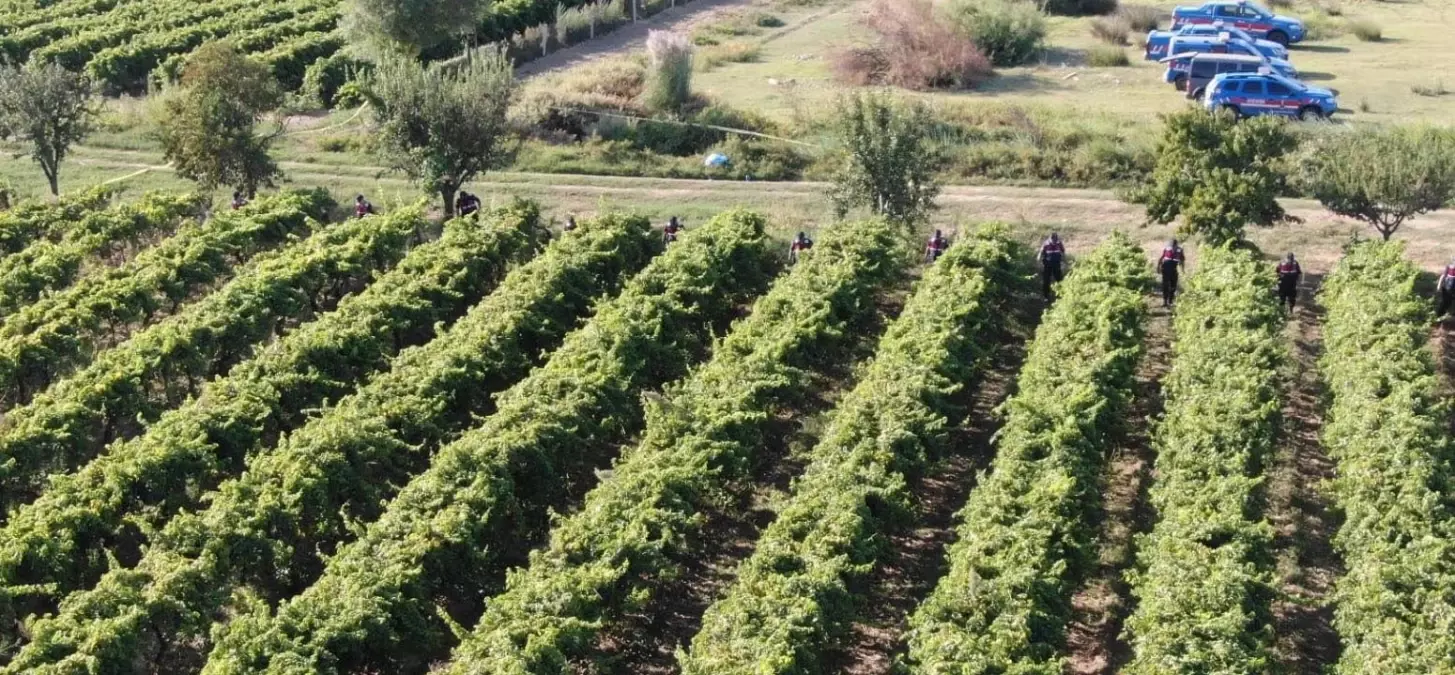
left=28, top=0, right=270, bottom=70
left=903, top=232, right=1150, bottom=673
left=3, top=215, right=659, bottom=674
left=0, top=189, right=110, bottom=260
left=443, top=218, right=905, bottom=673
left=0, top=189, right=329, bottom=410
left=0, top=0, right=238, bottom=63
left=0, top=203, right=537, bottom=634
left=258, top=29, right=345, bottom=91
left=0, top=192, right=198, bottom=316
left=203, top=209, right=777, bottom=675
left=1122, top=246, right=1284, bottom=674
left=0, top=0, right=121, bottom=35
left=678, top=227, right=1025, bottom=674
left=85, top=1, right=318, bottom=92
left=1318, top=241, right=1455, bottom=673
left=0, top=202, right=419, bottom=512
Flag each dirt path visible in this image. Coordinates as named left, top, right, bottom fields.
left=514, top=0, right=757, bottom=79
left=1063, top=298, right=1173, bottom=675
left=1266, top=274, right=1343, bottom=672
left=810, top=291, right=1041, bottom=674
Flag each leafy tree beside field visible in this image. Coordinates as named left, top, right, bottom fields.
left=0, top=63, right=97, bottom=196
left=1300, top=125, right=1455, bottom=241
left=828, top=93, right=942, bottom=226
left=366, top=49, right=517, bottom=218
left=156, top=43, right=285, bottom=198
left=1132, top=108, right=1296, bottom=246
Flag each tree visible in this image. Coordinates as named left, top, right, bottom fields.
left=828, top=93, right=941, bottom=226
left=343, top=0, right=482, bottom=60
left=1299, top=125, right=1455, bottom=241
left=366, top=49, right=517, bottom=218
left=0, top=62, right=96, bottom=196
left=1131, top=108, right=1296, bottom=246
left=155, top=42, right=284, bottom=197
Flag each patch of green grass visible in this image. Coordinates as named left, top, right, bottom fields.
left=1087, top=44, right=1131, bottom=66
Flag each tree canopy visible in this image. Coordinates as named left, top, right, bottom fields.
left=1299, top=125, right=1455, bottom=241
left=0, top=62, right=96, bottom=196
left=366, top=48, right=517, bottom=217
left=155, top=42, right=285, bottom=197
left=343, top=0, right=482, bottom=60
left=827, top=93, right=941, bottom=226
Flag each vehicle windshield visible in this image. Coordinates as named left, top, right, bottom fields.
left=1244, top=3, right=1272, bottom=18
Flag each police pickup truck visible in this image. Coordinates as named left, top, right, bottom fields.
left=1203, top=71, right=1338, bottom=120
left=1144, top=22, right=1288, bottom=60
left=1171, top=0, right=1306, bottom=46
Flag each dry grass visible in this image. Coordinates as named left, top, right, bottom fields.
left=1090, top=17, right=1131, bottom=45
left=1347, top=19, right=1382, bottom=42
left=831, top=0, right=991, bottom=90
left=1116, top=4, right=1163, bottom=32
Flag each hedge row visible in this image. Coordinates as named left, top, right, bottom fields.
left=202, top=209, right=776, bottom=675
left=1319, top=241, right=1455, bottom=673
left=443, top=217, right=904, bottom=673
left=0, top=204, right=538, bottom=626
left=903, top=232, right=1150, bottom=673
left=679, top=227, right=1024, bottom=674
left=3, top=214, right=658, bottom=674
left=1123, top=246, right=1284, bottom=674
left=0, top=189, right=111, bottom=260
left=0, top=189, right=330, bottom=411
left=0, top=192, right=198, bottom=316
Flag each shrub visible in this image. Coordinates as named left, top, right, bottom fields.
left=1087, top=44, right=1131, bottom=66
left=1042, top=0, right=1117, bottom=16
left=644, top=30, right=693, bottom=112
left=755, top=12, right=785, bottom=27
left=940, top=0, right=1046, bottom=67
left=839, top=0, right=992, bottom=90
left=1090, top=17, right=1131, bottom=44
left=828, top=92, right=941, bottom=224
left=1297, top=10, right=1344, bottom=39
left=1412, top=81, right=1449, bottom=97
left=1117, top=4, right=1163, bottom=31
left=1348, top=19, right=1382, bottom=41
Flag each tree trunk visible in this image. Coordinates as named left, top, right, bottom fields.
left=43, top=165, right=59, bottom=197
left=442, top=187, right=457, bottom=219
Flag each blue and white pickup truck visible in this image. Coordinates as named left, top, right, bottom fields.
left=1203, top=71, right=1337, bottom=119
left=1144, top=22, right=1288, bottom=60
left=1170, top=1, right=1306, bottom=45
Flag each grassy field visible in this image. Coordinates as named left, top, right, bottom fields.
left=692, top=0, right=1455, bottom=126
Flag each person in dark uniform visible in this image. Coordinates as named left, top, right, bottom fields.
left=563, top=215, right=577, bottom=232
left=354, top=195, right=375, bottom=219
left=1277, top=252, right=1302, bottom=312
left=925, top=229, right=949, bottom=264
left=1037, top=233, right=1066, bottom=301
left=231, top=191, right=248, bottom=210
left=1437, top=257, right=1455, bottom=317
left=788, top=231, right=813, bottom=264
left=663, top=216, right=683, bottom=244
left=1159, top=238, right=1186, bottom=307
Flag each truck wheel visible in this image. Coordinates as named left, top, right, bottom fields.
left=1189, top=87, right=1205, bottom=100
left=1267, top=30, right=1289, bottom=46
left=1221, top=104, right=1243, bottom=119
left=1173, top=74, right=1188, bottom=91
left=1298, top=106, right=1325, bottom=121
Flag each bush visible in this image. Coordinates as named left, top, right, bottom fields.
left=1090, top=17, right=1131, bottom=45
left=1087, top=44, right=1131, bottom=66
left=1297, top=125, right=1455, bottom=241
left=1296, top=10, right=1345, bottom=39
left=644, top=30, right=693, bottom=112
left=1411, top=81, right=1449, bottom=97
left=940, top=0, right=1046, bottom=67
left=836, top=0, right=992, bottom=90
left=1117, top=4, right=1163, bottom=32
left=696, top=41, right=760, bottom=71
left=1042, top=0, right=1117, bottom=16
left=1348, top=19, right=1382, bottom=41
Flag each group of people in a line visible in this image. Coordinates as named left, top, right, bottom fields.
left=1152, top=238, right=1300, bottom=310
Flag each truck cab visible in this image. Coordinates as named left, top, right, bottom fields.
left=1203, top=71, right=1338, bottom=120
left=1144, top=22, right=1288, bottom=60
left=1171, top=1, right=1307, bottom=45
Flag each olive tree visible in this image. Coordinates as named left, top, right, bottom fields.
left=1131, top=107, right=1296, bottom=246
left=828, top=92, right=941, bottom=226
left=1299, top=125, right=1455, bottom=241
left=366, top=48, right=517, bottom=218
left=0, top=62, right=97, bottom=196
left=155, top=42, right=284, bottom=197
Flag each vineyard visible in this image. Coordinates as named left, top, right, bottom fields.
left=0, top=0, right=622, bottom=96
left=1, top=188, right=1454, bottom=675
